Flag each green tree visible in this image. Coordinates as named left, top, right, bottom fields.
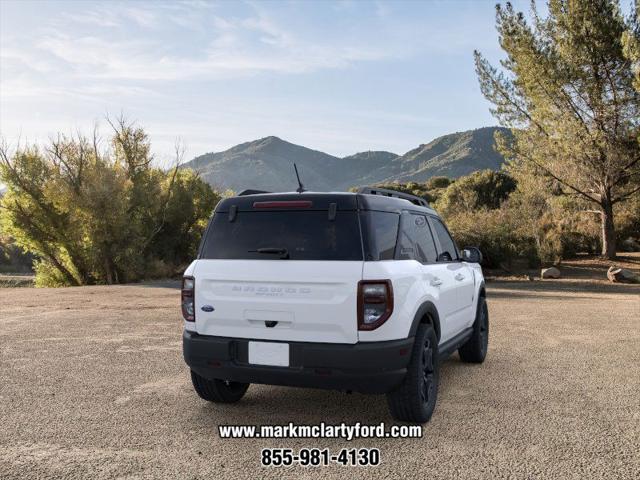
left=475, top=0, right=640, bottom=259
left=425, top=176, right=452, bottom=190
left=0, top=119, right=218, bottom=286
left=435, top=170, right=516, bottom=217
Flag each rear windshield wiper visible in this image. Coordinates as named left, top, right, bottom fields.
left=248, top=247, right=290, bottom=259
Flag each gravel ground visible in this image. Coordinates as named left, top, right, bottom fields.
left=0, top=281, right=638, bottom=479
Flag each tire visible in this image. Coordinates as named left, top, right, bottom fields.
left=458, top=296, right=489, bottom=363
left=190, top=370, right=249, bottom=403
left=386, top=323, right=439, bottom=424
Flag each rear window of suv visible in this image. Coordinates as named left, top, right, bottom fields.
left=200, top=211, right=363, bottom=261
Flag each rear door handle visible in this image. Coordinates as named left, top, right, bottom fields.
left=430, top=278, right=443, bottom=287
left=455, top=273, right=465, bottom=281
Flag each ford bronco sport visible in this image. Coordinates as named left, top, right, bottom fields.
left=182, top=187, right=488, bottom=423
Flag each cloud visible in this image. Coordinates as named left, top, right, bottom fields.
left=61, top=4, right=160, bottom=29
left=3, top=0, right=487, bottom=92
left=10, top=4, right=396, bottom=84
left=0, top=0, right=499, bottom=160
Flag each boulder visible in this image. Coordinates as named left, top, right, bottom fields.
left=607, top=266, right=639, bottom=284
left=621, top=237, right=640, bottom=252
left=541, top=267, right=561, bottom=279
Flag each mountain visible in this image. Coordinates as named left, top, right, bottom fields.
left=341, top=150, right=399, bottom=167
left=183, top=136, right=344, bottom=192
left=375, top=126, right=511, bottom=183
left=182, top=127, right=510, bottom=192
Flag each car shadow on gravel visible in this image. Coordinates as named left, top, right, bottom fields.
left=487, top=290, right=607, bottom=301
left=184, top=359, right=467, bottom=427
left=488, top=279, right=640, bottom=296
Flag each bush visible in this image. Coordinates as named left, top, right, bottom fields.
left=445, top=208, right=539, bottom=269
left=435, top=170, right=516, bottom=217
left=425, top=176, right=451, bottom=190
left=33, top=259, right=72, bottom=288
left=0, top=120, right=220, bottom=286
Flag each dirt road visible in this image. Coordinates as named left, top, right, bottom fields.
left=1, top=281, right=638, bottom=479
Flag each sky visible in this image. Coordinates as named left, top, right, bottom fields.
left=0, top=0, right=534, bottom=164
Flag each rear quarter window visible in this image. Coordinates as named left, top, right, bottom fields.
left=200, top=210, right=363, bottom=261
left=360, top=211, right=400, bottom=261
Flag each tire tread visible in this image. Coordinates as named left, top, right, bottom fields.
left=190, top=370, right=249, bottom=403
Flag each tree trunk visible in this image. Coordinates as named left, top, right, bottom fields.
left=104, top=257, right=114, bottom=285
left=42, top=249, right=80, bottom=286
left=600, top=198, right=616, bottom=260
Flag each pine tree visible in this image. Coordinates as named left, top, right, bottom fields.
left=475, top=0, right=640, bottom=259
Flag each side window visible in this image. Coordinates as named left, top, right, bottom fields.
left=397, top=212, right=438, bottom=263
left=361, top=211, right=400, bottom=261
left=429, top=217, right=458, bottom=262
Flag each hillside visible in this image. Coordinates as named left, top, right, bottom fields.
left=183, top=136, right=345, bottom=192
left=182, top=127, right=510, bottom=192
left=380, top=126, right=511, bottom=183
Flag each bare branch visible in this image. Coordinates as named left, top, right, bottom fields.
left=612, top=183, right=640, bottom=204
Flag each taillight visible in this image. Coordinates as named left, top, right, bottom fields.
left=182, top=276, right=195, bottom=322
left=357, top=280, right=393, bottom=330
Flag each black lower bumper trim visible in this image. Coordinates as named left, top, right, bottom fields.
left=183, top=331, right=414, bottom=394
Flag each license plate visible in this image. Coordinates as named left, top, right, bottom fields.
left=248, top=341, right=289, bottom=367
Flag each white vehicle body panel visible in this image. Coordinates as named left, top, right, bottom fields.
left=192, top=259, right=362, bottom=344
left=360, top=260, right=481, bottom=345
left=464, top=263, right=485, bottom=328
left=358, top=260, right=426, bottom=342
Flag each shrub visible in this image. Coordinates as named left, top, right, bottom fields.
left=0, top=120, right=220, bottom=286
left=435, top=170, right=516, bottom=217
left=445, top=208, right=539, bottom=269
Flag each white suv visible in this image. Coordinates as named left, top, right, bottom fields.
left=182, top=187, right=488, bottom=423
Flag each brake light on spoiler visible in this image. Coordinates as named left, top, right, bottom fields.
left=253, top=200, right=313, bottom=209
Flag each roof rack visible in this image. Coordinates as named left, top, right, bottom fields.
left=357, top=186, right=430, bottom=208
left=238, top=189, right=271, bottom=196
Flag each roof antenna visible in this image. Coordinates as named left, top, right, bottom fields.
left=294, top=163, right=306, bottom=193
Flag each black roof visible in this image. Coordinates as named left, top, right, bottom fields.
left=215, top=191, right=438, bottom=216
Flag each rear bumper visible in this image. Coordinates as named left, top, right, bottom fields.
left=183, top=331, right=414, bottom=394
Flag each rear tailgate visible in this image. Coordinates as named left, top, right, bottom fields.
left=193, top=195, right=365, bottom=344
left=194, top=260, right=362, bottom=343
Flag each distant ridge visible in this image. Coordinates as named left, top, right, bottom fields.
left=182, top=127, right=511, bottom=192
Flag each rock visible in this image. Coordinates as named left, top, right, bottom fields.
left=621, top=237, right=640, bottom=252
left=607, top=266, right=639, bottom=283
left=541, top=267, right=561, bottom=279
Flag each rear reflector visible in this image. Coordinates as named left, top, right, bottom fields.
left=253, top=200, right=313, bottom=209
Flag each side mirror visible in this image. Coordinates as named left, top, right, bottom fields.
left=462, top=247, right=483, bottom=264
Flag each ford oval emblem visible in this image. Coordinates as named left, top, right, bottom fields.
left=201, top=305, right=215, bottom=312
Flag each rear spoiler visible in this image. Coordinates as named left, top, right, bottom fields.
left=238, top=189, right=271, bottom=196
